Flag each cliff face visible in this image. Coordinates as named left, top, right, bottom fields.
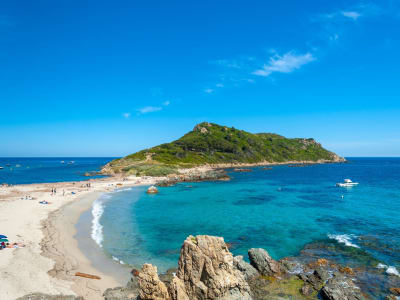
left=103, top=122, right=345, bottom=176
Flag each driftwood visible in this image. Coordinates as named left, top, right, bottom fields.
left=75, top=272, right=101, bottom=280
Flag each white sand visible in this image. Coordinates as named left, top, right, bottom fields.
left=0, top=176, right=157, bottom=300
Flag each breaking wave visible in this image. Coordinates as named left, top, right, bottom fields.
left=327, top=234, right=360, bottom=248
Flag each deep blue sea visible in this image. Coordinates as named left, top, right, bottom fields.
left=94, top=158, right=400, bottom=298
left=0, top=157, right=114, bottom=184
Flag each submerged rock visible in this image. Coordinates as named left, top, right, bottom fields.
left=248, top=248, right=281, bottom=276
left=175, top=235, right=252, bottom=300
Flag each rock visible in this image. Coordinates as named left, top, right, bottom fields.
left=16, top=294, right=83, bottom=300
left=103, top=275, right=139, bottom=300
left=248, top=248, right=281, bottom=276
left=176, top=235, right=252, bottom=299
left=137, top=264, right=170, bottom=300
left=298, top=267, right=331, bottom=291
left=147, top=186, right=159, bottom=194
left=338, top=266, right=355, bottom=276
left=320, top=273, right=365, bottom=300
left=390, top=287, right=400, bottom=295
left=233, top=255, right=259, bottom=281
left=300, top=284, right=313, bottom=296
left=169, top=277, right=189, bottom=300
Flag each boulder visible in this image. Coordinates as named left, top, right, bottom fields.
left=320, top=273, right=365, bottom=300
left=137, top=264, right=170, bottom=300
left=233, top=255, right=259, bottom=281
left=169, top=277, right=189, bottom=300
left=176, top=235, right=252, bottom=300
left=248, top=248, right=281, bottom=276
left=103, top=275, right=139, bottom=300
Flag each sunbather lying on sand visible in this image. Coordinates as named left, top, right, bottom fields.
left=6, top=242, right=25, bottom=248
left=39, top=201, right=51, bottom=204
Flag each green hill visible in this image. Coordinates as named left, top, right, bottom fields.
left=103, top=122, right=344, bottom=176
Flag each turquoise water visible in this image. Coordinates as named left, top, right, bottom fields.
left=0, top=157, right=113, bottom=184
left=97, top=158, right=400, bottom=297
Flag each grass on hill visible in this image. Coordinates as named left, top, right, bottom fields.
left=104, top=122, right=342, bottom=176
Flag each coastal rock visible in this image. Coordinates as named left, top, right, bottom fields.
left=248, top=248, right=281, bottom=276
left=103, top=275, right=139, bottom=300
left=298, top=267, right=331, bottom=291
left=169, top=277, right=189, bottom=300
left=233, top=255, right=259, bottom=281
left=176, top=235, right=252, bottom=300
left=320, top=273, right=365, bottom=300
left=147, top=186, right=159, bottom=194
left=16, top=294, right=83, bottom=300
left=137, top=264, right=170, bottom=300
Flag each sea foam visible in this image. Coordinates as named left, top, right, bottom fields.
left=91, top=197, right=105, bottom=247
left=327, top=234, right=360, bottom=248
left=376, top=263, right=400, bottom=276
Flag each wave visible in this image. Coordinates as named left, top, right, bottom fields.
left=91, top=197, right=105, bottom=247
left=327, top=234, right=360, bottom=248
left=377, top=263, right=400, bottom=276
left=112, top=256, right=126, bottom=265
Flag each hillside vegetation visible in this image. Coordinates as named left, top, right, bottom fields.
left=103, top=122, right=344, bottom=176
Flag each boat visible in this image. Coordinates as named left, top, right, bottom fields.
left=60, top=161, right=65, bottom=164
left=68, top=161, right=75, bottom=164
left=0, top=166, right=3, bottom=170
left=336, top=179, right=359, bottom=187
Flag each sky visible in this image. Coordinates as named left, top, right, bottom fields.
left=1, top=0, right=400, bottom=157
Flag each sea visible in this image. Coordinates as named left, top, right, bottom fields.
left=0, top=157, right=113, bottom=184
left=2, top=157, right=400, bottom=298
left=92, top=157, right=400, bottom=299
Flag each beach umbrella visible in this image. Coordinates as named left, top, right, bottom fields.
left=0, top=235, right=7, bottom=239
left=0, top=239, right=8, bottom=243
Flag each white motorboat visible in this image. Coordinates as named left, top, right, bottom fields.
left=0, top=166, right=3, bottom=170
left=336, top=179, right=359, bottom=187
left=60, top=161, right=65, bottom=164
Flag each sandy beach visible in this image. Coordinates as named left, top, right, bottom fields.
left=0, top=176, right=158, bottom=300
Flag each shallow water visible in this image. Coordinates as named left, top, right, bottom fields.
left=0, top=157, right=113, bottom=184
left=96, top=158, right=400, bottom=297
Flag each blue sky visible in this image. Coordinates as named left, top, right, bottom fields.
left=1, top=0, right=399, bottom=157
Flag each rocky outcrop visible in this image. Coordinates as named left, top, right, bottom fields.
left=168, top=277, right=189, bottom=300
left=320, top=273, right=365, bottom=300
left=137, top=264, right=170, bottom=300
left=233, top=255, right=259, bottom=281
left=175, top=235, right=252, bottom=300
left=156, top=170, right=230, bottom=187
left=103, top=275, right=139, bottom=300
left=248, top=248, right=281, bottom=276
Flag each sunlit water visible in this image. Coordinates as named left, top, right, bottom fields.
left=95, top=158, right=400, bottom=298
left=0, top=157, right=112, bottom=184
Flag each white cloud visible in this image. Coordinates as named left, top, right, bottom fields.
left=341, top=11, right=361, bottom=20
left=163, top=100, right=170, bottom=106
left=137, top=106, right=162, bottom=114
left=253, top=52, right=315, bottom=77
left=216, top=83, right=224, bottom=88
left=204, top=88, right=214, bottom=93
left=122, top=112, right=131, bottom=119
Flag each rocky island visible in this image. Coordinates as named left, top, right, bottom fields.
left=101, top=122, right=345, bottom=178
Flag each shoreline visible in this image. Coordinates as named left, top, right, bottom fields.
left=0, top=175, right=159, bottom=299
left=0, top=160, right=346, bottom=299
